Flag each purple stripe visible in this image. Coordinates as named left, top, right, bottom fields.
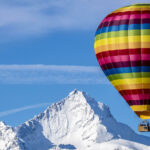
left=101, top=60, right=150, bottom=70
left=99, top=18, right=150, bottom=29
left=127, top=100, right=150, bottom=105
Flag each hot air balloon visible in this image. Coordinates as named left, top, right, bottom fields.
left=94, top=3, right=150, bottom=132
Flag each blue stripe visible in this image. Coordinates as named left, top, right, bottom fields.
left=96, top=23, right=150, bottom=35
left=104, top=66, right=150, bottom=76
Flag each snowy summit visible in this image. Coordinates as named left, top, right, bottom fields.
left=0, top=90, right=150, bottom=150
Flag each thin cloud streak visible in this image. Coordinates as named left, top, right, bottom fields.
left=0, top=65, right=108, bottom=84
left=0, top=103, right=50, bottom=117
left=0, top=65, right=100, bottom=72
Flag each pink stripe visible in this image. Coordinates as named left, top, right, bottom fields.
left=123, top=94, right=150, bottom=100
left=98, top=54, right=150, bottom=65
left=101, top=14, right=150, bottom=24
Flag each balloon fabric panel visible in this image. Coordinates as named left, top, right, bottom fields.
left=94, top=4, right=150, bottom=119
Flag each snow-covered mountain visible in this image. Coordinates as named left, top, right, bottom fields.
left=0, top=89, right=150, bottom=150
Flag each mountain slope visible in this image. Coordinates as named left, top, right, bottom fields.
left=1, top=90, right=150, bottom=150
left=0, top=122, right=25, bottom=150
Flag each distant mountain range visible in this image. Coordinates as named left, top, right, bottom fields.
left=0, top=90, right=150, bottom=150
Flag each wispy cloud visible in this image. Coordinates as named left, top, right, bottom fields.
left=0, top=0, right=149, bottom=39
left=0, top=65, right=108, bottom=84
left=0, top=103, right=50, bottom=117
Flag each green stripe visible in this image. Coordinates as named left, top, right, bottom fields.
left=120, top=5, right=130, bottom=9
left=107, top=72, right=150, bottom=81
left=132, top=4, right=150, bottom=6
left=95, top=29, right=150, bottom=41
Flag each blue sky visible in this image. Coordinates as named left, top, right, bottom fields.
left=0, top=0, right=150, bottom=137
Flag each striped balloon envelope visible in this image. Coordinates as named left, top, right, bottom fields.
left=94, top=3, right=150, bottom=119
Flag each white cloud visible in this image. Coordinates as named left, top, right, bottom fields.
left=0, top=103, right=50, bottom=117
left=0, top=64, right=108, bottom=84
left=0, top=0, right=149, bottom=39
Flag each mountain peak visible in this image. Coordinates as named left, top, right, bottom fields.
left=1, top=90, right=150, bottom=150
left=68, top=89, right=79, bottom=95
left=68, top=89, right=88, bottom=100
left=67, top=89, right=97, bottom=104
left=0, top=121, right=6, bottom=128
left=67, top=90, right=110, bottom=118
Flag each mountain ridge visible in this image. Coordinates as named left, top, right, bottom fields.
left=0, top=89, right=150, bottom=150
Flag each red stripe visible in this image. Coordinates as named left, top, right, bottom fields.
left=106, top=11, right=150, bottom=19
left=101, top=13, right=150, bottom=25
left=122, top=94, right=150, bottom=101
left=97, top=54, right=150, bottom=65
left=120, top=90, right=150, bottom=102
left=120, top=89, right=150, bottom=95
left=98, top=11, right=150, bottom=29
left=96, top=49, right=150, bottom=58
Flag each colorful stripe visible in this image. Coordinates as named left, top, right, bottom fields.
left=135, top=111, right=150, bottom=119
left=103, top=67, right=150, bottom=76
left=127, top=100, right=150, bottom=105
left=111, top=78, right=150, bottom=86
left=95, top=35, right=150, bottom=47
left=95, top=30, right=150, bottom=41
left=115, top=83, right=150, bottom=90
left=100, top=19, right=150, bottom=28
left=114, top=7, right=150, bottom=13
left=100, top=11, right=150, bottom=25
left=95, top=42, right=150, bottom=54
left=96, top=24, right=150, bottom=35
left=108, top=72, right=150, bottom=81
left=120, top=89, right=150, bottom=95
left=131, top=105, right=150, bottom=111
left=94, top=3, right=150, bottom=119
left=101, top=61, right=150, bottom=70
left=100, top=15, right=150, bottom=27
left=97, top=54, right=150, bottom=65
left=96, top=49, right=150, bottom=57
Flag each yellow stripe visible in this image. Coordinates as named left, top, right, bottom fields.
left=111, top=78, right=150, bottom=86
left=131, top=105, right=150, bottom=111
left=115, top=83, right=150, bottom=91
left=94, top=35, right=150, bottom=47
left=139, top=115, right=150, bottom=119
left=113, top=6, right=150, bottom=13
left=135, top=111, right=150, bottom=119
left=94, top=42, right=150, bottom=54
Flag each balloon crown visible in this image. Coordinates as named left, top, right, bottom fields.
left=132, top=3, right=150, bottom=6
